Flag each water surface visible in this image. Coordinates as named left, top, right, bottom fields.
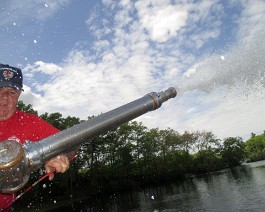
left=16, top=160, right=265, bottom=211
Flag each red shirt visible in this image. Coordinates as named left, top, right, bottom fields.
left=0, top=110, right=60, bottom=210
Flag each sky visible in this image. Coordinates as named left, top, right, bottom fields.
left=1, top=0, right=265, bottom=140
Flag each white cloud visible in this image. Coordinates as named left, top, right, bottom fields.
left=235, top=0, right=265, bottom=45
left=179, top=84, right=265, bottom=139
left=0, top=0, right=71, bottom=26
left=19, top=85, right=42, bottom=108
left=140, top=5, right=188, bottom=42
left=19, top=0, right=265, bottom=141
left=25, top=61, right=63, bottom=74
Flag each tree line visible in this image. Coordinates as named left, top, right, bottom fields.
left=15, top=101, right=265, bottom=207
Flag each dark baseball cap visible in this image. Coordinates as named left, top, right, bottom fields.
left=0, top=64, right=23, bottom=90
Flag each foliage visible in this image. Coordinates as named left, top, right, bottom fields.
left=245, top=133, right=265, bottom=162
left=221, top=137, right=245, bottom=166
left=17, top=100, right=38, bottom=115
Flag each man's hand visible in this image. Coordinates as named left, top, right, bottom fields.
left=45, top=154, right=70, bottom=180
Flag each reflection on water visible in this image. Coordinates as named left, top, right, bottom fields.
left=18, top=160, right=265, bottom=211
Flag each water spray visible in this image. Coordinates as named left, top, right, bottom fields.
left=0, top=87, right=177, bottom=193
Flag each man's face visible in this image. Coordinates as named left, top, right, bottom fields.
left=0, top=87, right=21, bottom=121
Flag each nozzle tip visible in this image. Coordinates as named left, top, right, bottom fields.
left=164, top=87, right=177, bottom=98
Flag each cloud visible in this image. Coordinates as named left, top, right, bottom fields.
left=19, top=85, right=42, bottom=108
left=235, top=0, right=265, bottom=45
left=24, top=61, right=63, bottom=74
left=140, top=5, right=188, bottom=42
left=179, top=83, right=265, bottom=140
left=0, top=0, right=71, bottom=26
left=19, top=0, right=265, bottom=140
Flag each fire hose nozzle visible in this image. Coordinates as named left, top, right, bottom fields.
left=0, top=87, right=177, bottom=193
left=0, top=140, right=30, bottom=193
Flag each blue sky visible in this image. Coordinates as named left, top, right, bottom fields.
left=1, top=0, right=265, bottom=140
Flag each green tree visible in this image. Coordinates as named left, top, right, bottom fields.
left=180, top=131, right=195, bottom=153
left=177, top=131, right=196, bottom=173
left=193, top=131, right=221, bottom=153
left=221, top=137, right=245, bottom=167
left=60, top=116, right=82, bottom=130
left=40, top=112, right=64, bottom=129
left=17, top=100, right=38, bottom=115
left=138, top=127, right=160, bottom=181
left=245, top=133, right=265, bottom=162
left=155, top=128, right=181, bottom=178
left=192, top=131, right=222, bottom=173
left=128, top=122, right=149, bottom=178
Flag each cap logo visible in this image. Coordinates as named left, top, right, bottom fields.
left=3, top=69, right=14, bottom=79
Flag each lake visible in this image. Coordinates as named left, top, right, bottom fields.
left=14, top=160, right=265, bottom=211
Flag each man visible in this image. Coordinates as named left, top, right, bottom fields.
left=0, top=64, right=74, bottom=210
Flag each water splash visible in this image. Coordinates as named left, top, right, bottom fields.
left=177, top=32, right=265, bottom=96
left=162, top=32, right=265, bottom=139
